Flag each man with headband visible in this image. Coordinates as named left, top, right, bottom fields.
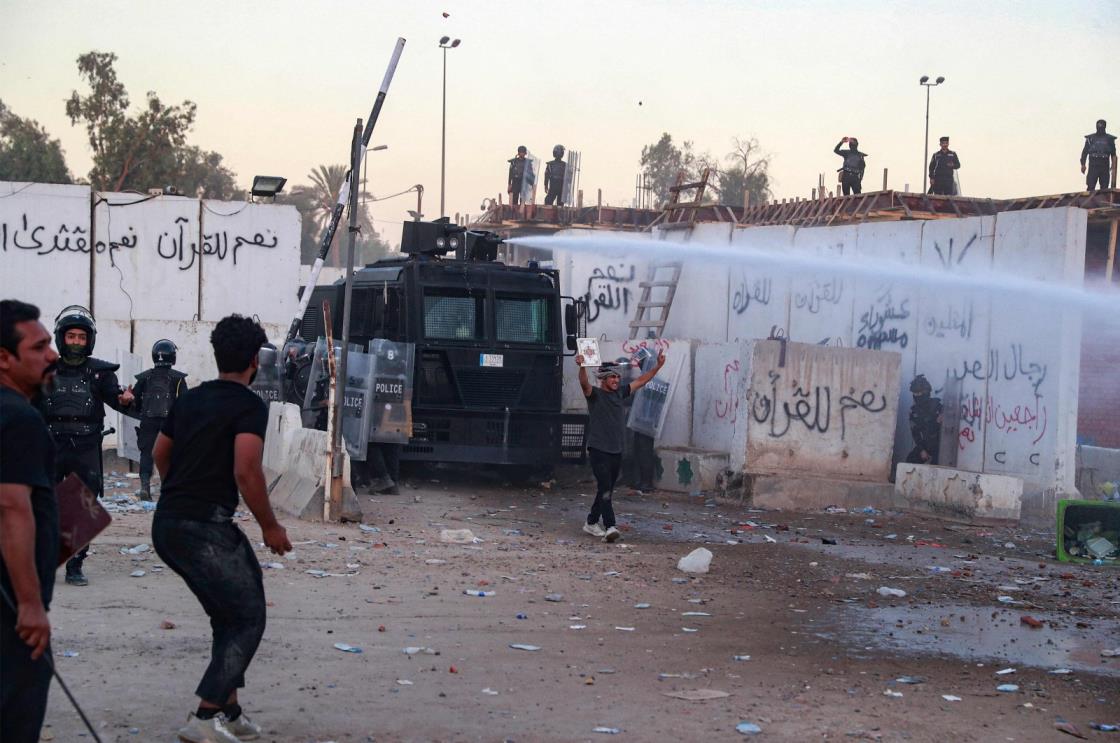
left=574, top=349, right=666, bottom=542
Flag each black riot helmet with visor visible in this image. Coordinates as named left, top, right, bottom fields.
left=152, top=339, right=178, bottom=367
left=54, top=304, right=96, bottom=363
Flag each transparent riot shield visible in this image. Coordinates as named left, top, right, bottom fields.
left=519, top=153, right=540, bottom=205
left=368, top=339, right=415, bottom=444
left=627, top=349, right=684, bottom=438
left=301, top=337, right=334, bottom=430
left=339, top=350, right=376, bottom=461
left=562, top=149, right=580, bottom=207
left=250, top=345, right=285, bottom=406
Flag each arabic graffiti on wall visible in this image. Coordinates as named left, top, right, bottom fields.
left=856, top=284, right=910, bottom=350
left=584, top=263, right=636, bottom=323
left=749, top=369, right=888, bottom=440
left=1, top=213, right=279, bottom=271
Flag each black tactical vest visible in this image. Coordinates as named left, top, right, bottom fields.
left=42, top=366, right=101, bottom=437
left=137, top=368, right=183, bottom=419
left=1085, top=132, right=1116, bottom=160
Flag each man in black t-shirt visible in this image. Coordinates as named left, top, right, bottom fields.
left=575, top=350, right=665, bottom=543
left=152, top=315, right=292, bottom=743
left=0, top=299, right=61, bottom=743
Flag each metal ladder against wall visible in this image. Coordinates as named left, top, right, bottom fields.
left=629, top=261, right=682, bottom=339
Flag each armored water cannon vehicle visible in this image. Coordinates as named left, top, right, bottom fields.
left=290, top=219, right=588, bottom=471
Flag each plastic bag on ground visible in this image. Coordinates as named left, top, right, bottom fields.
left=677, top=548, right=713, bottom=574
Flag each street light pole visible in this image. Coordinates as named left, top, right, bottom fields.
left=439, top=37, right=460, bottom=219
left=362, top=144, right=388, bottom=205
left=919, top=75, right=945, bottom=193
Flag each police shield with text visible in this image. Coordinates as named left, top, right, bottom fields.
left=38, top=305, right=134, bottom=586
left=544, top=144, right=567, bottom=206
left=833, top=136, right=867, bottom=196
left=1081, top=119, right=1117, bottom=192
left=131, top=339, right=187, bottom=500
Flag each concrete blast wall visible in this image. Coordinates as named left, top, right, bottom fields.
left=553, top=206, right=1086, bottom=496
left=1, top=182, right=302, bottom=451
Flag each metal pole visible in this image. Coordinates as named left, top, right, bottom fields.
left=440, top=47, right=447, bottom=218
left=923, top=85, right=931, bottom=195
left=332, top=119, right=363, bottom=488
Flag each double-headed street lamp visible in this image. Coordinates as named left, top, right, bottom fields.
left=919, top=75, right=945, bottom=192
left=439, top=36, right=461, bottom=218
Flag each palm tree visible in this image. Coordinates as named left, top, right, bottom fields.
left=284, top=164, right=390, bottom=267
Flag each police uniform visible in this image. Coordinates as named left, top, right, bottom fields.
left=905, top=375, right=943, bottom=465
left=929, top=147, right=961, bottom=195
left=544, top=145, right=567, bottom=206
left=508, top=154, right=529, bottom=206
left=131, top=342, right=187, bottom=499
left=1082, top=127, right=1117, bottom=192
left=38, top=306, right=130, bottom=584
left=833, top=140, right=867, bottom=196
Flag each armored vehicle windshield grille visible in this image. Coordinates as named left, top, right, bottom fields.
left=423, top=291, right=484, bottom=340
left=496, top=295, right=551, bottom=344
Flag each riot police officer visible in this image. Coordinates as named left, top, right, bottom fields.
left=1081, top=119, right=1117, bottom=192
left=905, top=374, right=943, bottom=465
left=928, top=136, right=961, bottom=195
left=833, top=137, right=867, bottom=195
left=38, top=305, right=133, bottom=586
left=544, top=144, right=568, bottom=206
left=507, top=145, right=531, bottom=206
left=130, top=339, right=187, bottom=500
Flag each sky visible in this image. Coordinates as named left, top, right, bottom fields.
left=2, top=0, right=1117, bottom=246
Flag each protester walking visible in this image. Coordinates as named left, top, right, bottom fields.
left=575, top=350, right=666, bottom=542
left=1, top=299, right=61, bottom=743
left=151, top=314, right=291, bottom=743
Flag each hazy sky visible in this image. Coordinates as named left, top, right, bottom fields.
left=2, top=0, right=1117, bottom=244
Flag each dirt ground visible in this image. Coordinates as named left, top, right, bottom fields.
left=39, top=462, right=1120, bottom=742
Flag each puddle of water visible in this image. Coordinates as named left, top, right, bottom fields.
left=817, top=604, right=1120, bottom=677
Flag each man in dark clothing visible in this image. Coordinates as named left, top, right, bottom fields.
left=507, top=145, right=532, bottom=206
left=544, top=144, right=567, bottom=206
left=833, top=136, right=867, bottom=195
left=38, top=305, right=133, bottom=586
left=130, top=339, right=187, bottom=500
left=928, top=136, right=961, bottom=195
left=905, top=374, right=943, bottom=465
left=1, top=299, right=61, bottom=743
left=1081, top=119, right=1117, bottom=192
left=152, top=314, right=291, bottom=743
left=575, top=350, right=665, bottom=542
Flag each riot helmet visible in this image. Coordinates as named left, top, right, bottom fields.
left=258, top=342, right=278, bottom=367
left=909, top=374, right=932, bottom=397
left=553, top=144, right=565, bottom=159
left=848, top=137, right=859, bottom=150
left=152, top=339, right=177, bottom=367
left=54, top=305, right=96, bottom=364
left=516, top=145, right=527, bottom=155
left=1097, top=119, right=1107, bottom=133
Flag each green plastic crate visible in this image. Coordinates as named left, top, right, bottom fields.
left=1056, top=499, right=1120, bottom=564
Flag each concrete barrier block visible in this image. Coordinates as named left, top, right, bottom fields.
left=654, top=447, right=729, bottom=493
left=268, top=427, right=358, bottom=522
left=895, top=463, right=1023, bottom=523
left=747, top=473, right=896, bottom=512
left=263, top=402, right=303, bottom=482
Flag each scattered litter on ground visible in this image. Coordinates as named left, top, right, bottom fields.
left=1090, top=722, right=1119, bottom=732
left=895, top=676, right=924, bottom=684
left=592, top=727, right=621, bottom=735
left=263, top=562, right=284, bottom=570
left=120, top=543, right=150, bottom=555
left=464, top=589, right=495, bottom=597
left=877, top=587, right=906, bottom=598
left=615, top=626, right=635, bottom=632
left=333, top=643, right=362, bottom=653
left=883, top=690, right=904, bottom=698
left=306, top=569, right=358, bottom=578
left=545, top=593, right=564, bottom=602
left=733, top=655, right=751, bottom=661
left=159, top=620, right=176, bottom=630
left=396, top=679, right=413, bottom=686
left=681, top=627, right=699, bottom=633
left=358, top=524, right=381, bottom=533
left=677, top=547, right=713, bottom=574
left=996, top=683, right=1019, bottom=692
left=942, top=694, right=962, bottom=702
left=482, top=687, right=499, bottom=695
left=129, top=569, right=145, bottom=578
left=1054, top=720, right=1088, bottom=738
left=661, top=689, right=730, bottom=701
left=736, top=722, right=763, bottom=735
left=1102, top=648, right=1120, bottom=658
left=60, top=650, right=79, bottom=658
left=440, top=528, right=479, bottom=544
left=509, top=644, right=541, bottom=651
left=846, top=573, right=872, bottom=580
left=995, top=668, right=1016, bottom=676
left=569, top=625, right=587, bottom=630
left=403, top=647, right=438, bottom=655
left=424, top=559, right=446, bottom=565
left=634, top=603, right=651, bottom=609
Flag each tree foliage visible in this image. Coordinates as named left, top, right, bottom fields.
left=281, top=164, right=392, bottom=267
left=65, top=51, right=237, bottom=197
left=638, top=132, right=771, bottom=209
left=0, top=100, right=72, bottom=184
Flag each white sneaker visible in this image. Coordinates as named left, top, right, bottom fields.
left=222, top=711, right=262, bottom=741
left=177, top=713, right=240, bottom=743
left=583, top=522, right=606, bottom=537
left=603, top=526, right=621, bottom=543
